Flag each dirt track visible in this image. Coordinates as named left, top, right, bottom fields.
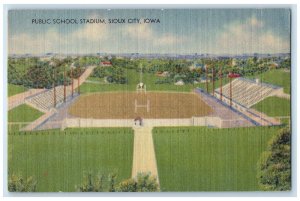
left=68, top=92, right=212, bottom=119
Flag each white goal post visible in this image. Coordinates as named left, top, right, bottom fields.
left=135, top=99, right=150, bottom=113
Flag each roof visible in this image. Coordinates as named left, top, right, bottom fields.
left=228, top=73, right=240, bottom=78
left=102, top=61, right=112, bottom=65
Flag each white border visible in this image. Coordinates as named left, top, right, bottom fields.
left=1, top=2, right=298, bottom=200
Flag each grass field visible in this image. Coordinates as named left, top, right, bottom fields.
left=80, top=69, right=229, bottom=93
left=8, top=104, right=44, bottom=122
left=153, top=126, right=280, bottom=191
left=68, top=92, right=212, bottom=119
left=252, top=96, right=291, bottom=117
left=8, top=84, right=27, bottom=97
left=8, top=104, right=44, bottom=131
left=8, top=128, right=134, bottom=192
left=248, top=69, right=290, bottom=94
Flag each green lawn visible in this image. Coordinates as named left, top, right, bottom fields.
left=8, top=128, right=134, bottom=192
left=252, top=96, right=290, bottom=117
left=8, top=84, right=28, bottom=97
left=153, top=126, right=280, bottom=191
left=8, top=104, right=44, bottom=131
left=86, top=76, right=106, bottom=83
left=248, top=69, right=290, bottom=94
left=81, top=69, right=229, bottom=93
left=8, top=104, right=44, bottom=122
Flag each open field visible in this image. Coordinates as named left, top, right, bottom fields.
left=252, top=96, right=290, bottom=117
left=8, top=104, right=44, bottom=131
left=8, top=84, right=28, bottom=97
left=248, top=69, right=290, bottom=94
left=8, top=104, right=44, bottom=122
left=8, top=128, right=134, bottom=192
left=68, top=92, right=212, bottom=119
left=81, top=69, right=229, bottom=93
left=153, top=126, right=280, bottom=191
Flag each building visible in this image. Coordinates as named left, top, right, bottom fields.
left=156, top=71, right=169, bottom=77
left=100, top=61, right=112, bottom=66
left=175, top=80, right=185, bottom=86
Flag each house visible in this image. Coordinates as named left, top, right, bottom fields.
left=156, top=71, right=169, bottom=77
left=200, top=77, right=210, bottom=83
left=228, top=73, right=240, bottom=78
left=175, top=80, right=185, bottom=86
left=100, top=61, right=112, bottom=66
left=189, top=62, right=205, bottom=70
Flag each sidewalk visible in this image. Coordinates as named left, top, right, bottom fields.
left=131, top=126, right=159, bottom=182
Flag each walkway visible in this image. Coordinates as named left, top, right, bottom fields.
left=21, top=109, right=56, bottom=131
left=131, top=126, right=159, bottom=182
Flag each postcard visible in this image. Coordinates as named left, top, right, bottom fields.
left=7, top=8, right=291, bottom=192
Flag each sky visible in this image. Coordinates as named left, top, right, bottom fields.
left=8, top=9, right=291, bottom=55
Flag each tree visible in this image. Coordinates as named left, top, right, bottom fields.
left=257, top=128, right=291, bottom=191
left=8, top=173, right=37, bottom=192
left=91, top=65, right=128, bottom=84
left=8, top=63, right=22, bottom=85
left=25, top=61, right=54, bottom=88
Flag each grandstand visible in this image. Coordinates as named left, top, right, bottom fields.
left=214, top=77, right=283, bottom=109
left=23, top=66, right=95, bottom=113
left=25, top=86, right=74, bottom=112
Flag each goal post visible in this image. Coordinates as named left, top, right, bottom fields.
left=134, top=98, right=150, bottom=113
left=136, top=82, right=146, bottom=94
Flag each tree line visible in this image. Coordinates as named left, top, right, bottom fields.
left=8, top=55, right=290, bottom=88
left=8, top=57, right=87, bottom=89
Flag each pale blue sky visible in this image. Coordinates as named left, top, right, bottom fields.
left=8, top=9, right=291, bottom=55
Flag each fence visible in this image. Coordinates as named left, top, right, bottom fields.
left=62, top=116, right=234, bottom=129
left=8, top=122, right=31, bottom=131
left=8, top=120, right=62, bottom=132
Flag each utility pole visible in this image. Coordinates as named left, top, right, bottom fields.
left=205, top=64, right=208, bottom=93
left=53, top=67, right=56, bottom=108
left=219, top=66, right=223, bottom=101
left=78, top=75, right=80, bottom=95
left=230, top=75, right=232, bottom=107
left=63, top=65, right=66, bottom=102
left=212, top=66, right=215, bottom=96
left=71, top=67, right=74, bottom=97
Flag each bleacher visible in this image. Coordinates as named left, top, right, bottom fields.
left=215, top=77, right=280, bottom=108
left=26, top=86, right=73, bottom=112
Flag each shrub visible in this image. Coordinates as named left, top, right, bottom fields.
left=116, top=172, right=159, bottom=192
left=8, top=173, right=37, bottom=192
left=77, top=172, right=159, bottom=192
left=257, top=128, right=291, bottom=191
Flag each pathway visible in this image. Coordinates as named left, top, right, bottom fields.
left=131, top=126, right=159, bottom=182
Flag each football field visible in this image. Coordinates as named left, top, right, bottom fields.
left=68, top=92, right=212, bottom=119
